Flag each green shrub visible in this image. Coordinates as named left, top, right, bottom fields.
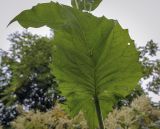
left=11, top=105, right=87, bottom=129
left=9, top=96, right=160, bottom=129
left=105, top=96, right=160, bottom=129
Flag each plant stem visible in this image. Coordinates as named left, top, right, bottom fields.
left=89, top=3, right=92, bottom=12
left=75, top=0, right=79, bottom=9
left=84, top=0, right=86, bottom=10
left=94, top=96, right=105, bottom=129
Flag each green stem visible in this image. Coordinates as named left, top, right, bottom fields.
left=89, top=3, right=92, bottom=12
left=75, top=0, right=79, bottom=9
left=84, top=0, right=86, bottom=10
left=94, top=96, right=105, bottom=129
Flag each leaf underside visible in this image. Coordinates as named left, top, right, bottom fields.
left=9, top=2, right=142, bottom=129
left=71, top=0, right=102, bottom=11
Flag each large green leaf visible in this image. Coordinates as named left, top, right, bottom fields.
left=71, top=0, right=102, bottom=11
left=9, top=2, right=142, bottom=129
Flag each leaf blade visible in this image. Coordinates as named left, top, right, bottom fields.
left=10, top=2, right=142, bottom=129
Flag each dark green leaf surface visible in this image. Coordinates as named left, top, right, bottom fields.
left=9, top=2, right=142, bottom=128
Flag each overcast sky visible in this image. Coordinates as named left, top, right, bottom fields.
left=1, top=0, right=160, bottom=50
left=0, top=0, right=160, bottom=102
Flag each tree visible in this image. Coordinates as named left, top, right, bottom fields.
left=139, top=40, right=160, bottom=95
left=0, top=32, right=60, bottom=127
left=0, top=49, right=19, bottom=127
left=0, top=103, right=19, bottom=127
left=9, top=1, right=142, bottom=129
left=1, top=31, right=58, bottom=111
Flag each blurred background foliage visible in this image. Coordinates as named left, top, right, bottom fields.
left=0, top=31, right=160, bottom=129
left=0, top=31, right=64, bottom=128
left=0, top=96, right=159, bottom=129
